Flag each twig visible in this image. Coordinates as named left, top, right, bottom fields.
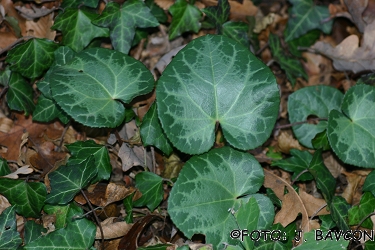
left=255, top=42, right=269, bottom=56
left=0, top=86, right=9, bottom=100
left=310, top=203, right=327, bottom=219
left=114, top=129, right=123, bottom=147
left=276, top=118, right=328, bottom=129
left=291, top=169, right=309, bottom=185
left=56, top=121, right=71, bottom=152
left=80, top=190, right=104, bottom=250
left=0, top=36, right=35, bottom=55
left=355, top=211, right=375, bottom=230
left=151, top=146, right=156, bottom=173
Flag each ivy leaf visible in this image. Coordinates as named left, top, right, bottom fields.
left=157, top=35, right=280, bottom=154
left=0, top=206, right=22, bottom=249
left=133, top=172, right=164, bottom=211
left=284, top=0, right=333, bottom=41
left=6, top=38, right=58, bottom=79
left=0, top=179, right=46, bottom=218
left=0, top=158, right=11, bottom=176
left=363, top=170, right=375, bottom=197
left=287, top=29, right=320, bottom=57
left=145, top=0, right=167, bottom=23
left=66, top=140, right=111, bottom=183
left=52, top=8, right=109, bottom=52
left=168, top=147, right=264, bottom=249
left=269, top=33, right=307, bottom=87
left=222, top=21, right=250, bottom=48
left=92, top=0, right=159, bottom=54
left=202, top=0, right=230, bottom=31
left=328, top=196, right=350, bottom=231
left=308, top=149, right=335, bottom=202
left=46, top=157, right=97, bottom=205
left=33, top=94, right=70, bottom=124
left=6, top=73, right=35, bottom=116
left=311, top=130, right=330, bottom=150
left=123, top=193, right=134, bottom=223
left=327, top=84, right=375, bottom=168
left=349, top=192, right=375, bottom=229
left=24, top=204, right=96, bottom=250
left=288, top=85, right=343, bottom=148
left=61, top=0, right=99, bottom=9
left=169, top=0, right=202, bottom=40
left=48, top=48, right=154, bottom=128
left=271, top=149, right=313, bottom=181
left=140, top=103, right=173, bottom=155
left=24, top=221, right=47, bottom=245
left=0, top=67, right=11, bottom=86
left=44, top=204, right=78, bottom=230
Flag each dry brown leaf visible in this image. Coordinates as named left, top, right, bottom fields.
left=75, top=183, right=135, bottom=207
left=0, top=117, right=13, bottom=133
left=0, top=195, right=11, bottom=214
left=299, top=190, right=330, bottom=217
left=301, top=52, right=333, bottom=86
left=264, top=169, right=311, bottom=232
left=25, top=12, right=55, bottom=39
left=341, top=170, right=370, bottom=204
left=344, top=0, right=368, bottom=32
left=312, top=20, right=375, bottom=73
left=162, top=153, right=184, bottom=179
left=276, top=131, right=304, bottom=154
left=323, top=151, right=344, bottom=178
left=3, top=165, right=33, bottom=179
left=95, top=217, right=133, bottom=239
left=201, top=0, right=258, bottom=20
left=254, top=13, right=275, bottom=33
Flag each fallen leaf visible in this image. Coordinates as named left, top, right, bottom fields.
left=25, top=12, right=56, bottom=39
left=312, top=20, right=375, bottom=73
left=341, top=170, right=370, bottom=204
left=95, top=217, right=133, bottom=239
left=323, top=151, right=344, bottom=178
left=276, top=131, right=304, bottom=154
left=299, top=190, right=330, bottom=217
left=344, top=0, right=368, bottom=32
left=264, top=169, right=311, bottom=232
left=3, top=165, right=33, bottom=179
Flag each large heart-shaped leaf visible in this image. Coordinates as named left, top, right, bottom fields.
left=288, top=85, right=343, bottom=148
left=49, top=48, right=154, bottom=128
left=327, top=84, right=375, bottom=168
left=156, top=35, right=280, bottom=154
left=168, top=147, right=264, bottom=249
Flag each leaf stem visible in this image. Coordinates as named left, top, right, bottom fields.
left=276, top=118, right=328, bottom=129
left=56, top=121, right=71, bottom=152
left=291, top=169, right=309, bottom=185
left=80, top=189, right=104, bottom=250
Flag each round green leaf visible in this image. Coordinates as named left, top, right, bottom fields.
left=288, top=85, right=343, bottom=148
left=157, top=35, right=280, bottom=154
left=327, top=84, right=375, bottom=168
left=168, top=147, right=264, bottom=248
left=49, top=48, right=154, bottom=127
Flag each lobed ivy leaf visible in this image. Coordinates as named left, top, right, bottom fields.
left=6, top=38, right=58, bottom=79
left=24, top=204, right=96, bottom=250
left=66, top=140, right=112, bottom=183
left=271, top=149, right=313, bottom=181
left=44, top=204, right=77, bottom=230
left=48, top=48, right=154, bottom=128
left=222, top=21, right=250, bottom=48
left=24, top=221, right=47, bottom=245
left=157, top=35, right=280, bottom=154
left=288, top=85, right=343, bottom=148
left=348, top=192, right=375, bottom=229
left=0, top=179, right=46, bottom=218
left=284, top=0, right=333, bottom=41
left=6, top=73, right=35, bottom=115
left=269, top=33, right=307, bottom=87
left=145, top=0, right=167, bottom=23
left=0, top=157, right=11, bottom=176
left=61, top=0, right=99, bottom=9
left=328, top=196, right=350, bottom=231
left=33, top=95, right=70, bottom=124
left=168, top=147, right=264, bottom=249
left=287, top=29, right=320, bottom=58
left=52, top=8, right=109, bottom=52
left=202, top=0, right=230, bottom=32
left=169, top=0, right=202, bottom=40
left=311, top=130, right=330, bottom=150
left=140, top=102, right=173, bottom=155
left=123, top=193, right=134, bottom=223
left=363, top=170, right=375, bottom=197
left=92, top=0, right=159, bottom=54
left=308, top=149, right=335, bottom=202
left=46, top=157, right=97, bottom=205
left=319, top=214, right=336, bottom=230
left=133, top=172, right=164, bottom=211
left=0, top=67, right=11, bottom=86
left=327, top=84, right=375, bottom=168
left=0, top=206, right=22, bottom=249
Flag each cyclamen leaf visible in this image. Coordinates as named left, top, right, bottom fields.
left=269, top=33, right=307, bottom=87
left=66, top=140, right=111, bottom=182
left=0, top=206, right=22, bottom=249
left=0, top=179, right=47, bottom=218
left=327, top=84, right=375, bottom=168
left=7, top=73, right=35, bottom=115
left=169, top=0, right=202, bottom=40
left=133, top=172, right=164, bottom=211
left=284, top=0, right=333, bottom=41
left=48, top=48, right=154, bottom=128
left=288, top=85, right=343, bottom=148
left=6, top=38, right=58, bottom=79
left=157, top=35, right=280, bottom=154
left=46, top=157, right=97, bottom=205
left=92, top=0, right=159, bottom=54
left=168, top=147, right=264, bottom=249
left=33, top=94, right=69, bottom=124
left=140, top=102, right=173, bottom=155
left=52, top=8, right=109, bottom=52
